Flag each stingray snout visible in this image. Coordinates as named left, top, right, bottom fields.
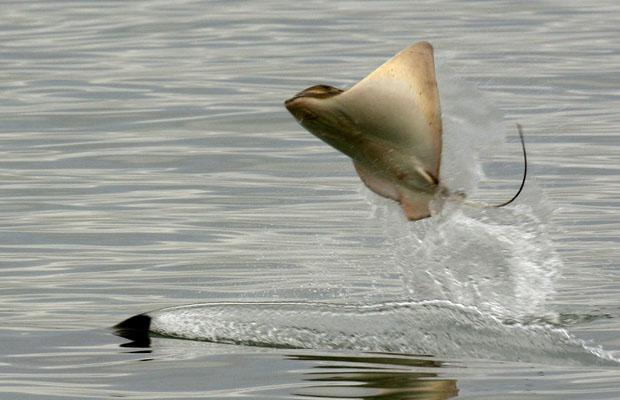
left=284, top=96, right=320, bottom=123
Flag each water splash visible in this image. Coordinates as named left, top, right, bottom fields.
left=135, top=300, right=616, bottom=366
left=360, top=192, right=560, bottom=320
left=114, top=130, right=617, bottom=365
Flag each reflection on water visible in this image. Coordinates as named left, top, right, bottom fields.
left=290, top=354, right=458, bottom=400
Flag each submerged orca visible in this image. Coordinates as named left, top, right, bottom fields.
left=285, top=41, right=525, bottom=220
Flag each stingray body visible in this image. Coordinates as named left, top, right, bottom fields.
left=285, top=41, right=443, bottom=220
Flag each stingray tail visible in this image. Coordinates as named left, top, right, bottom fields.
left=463, top=123, right=527, bottom=209
left=492, top=123, right=527, bottom=208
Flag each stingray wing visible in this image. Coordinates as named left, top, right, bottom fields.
left=336, top=41, right=442, bottom=178
left=284, top=41, right=443, bottom=221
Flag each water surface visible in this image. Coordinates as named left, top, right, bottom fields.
left=1, top=0, right=619, bottom=398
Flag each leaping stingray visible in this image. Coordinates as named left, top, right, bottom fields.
left=285, top=41, right=526, bottom=220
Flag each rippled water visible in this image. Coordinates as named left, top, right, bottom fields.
left=1, top=0, right=619, bottom=398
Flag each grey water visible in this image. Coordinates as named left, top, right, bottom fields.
left=1, top=0, right=619, bottom=399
